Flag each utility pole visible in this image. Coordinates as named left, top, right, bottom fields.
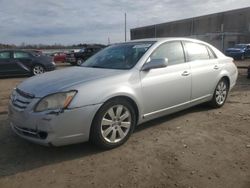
left=125, top=13, right=127, bottom=42
left=221, top=23, right=225, bottom=52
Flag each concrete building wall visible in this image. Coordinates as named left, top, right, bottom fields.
left=130, top=7, right=250, bottom=52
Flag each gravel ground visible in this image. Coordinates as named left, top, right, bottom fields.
left=0, top=61, right=249, bottom=188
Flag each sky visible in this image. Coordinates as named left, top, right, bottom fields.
left=0, top=0, right=249, bottom=45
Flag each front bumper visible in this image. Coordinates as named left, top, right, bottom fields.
left=66, top=57, right=76, bottom=63
left=9, top=102, right=102, bottom=146
left=45, top=64, right=56, bottom=71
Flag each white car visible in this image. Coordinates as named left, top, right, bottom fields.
left=9, top=38, right=238, bottom=149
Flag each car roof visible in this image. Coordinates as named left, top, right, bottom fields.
left=0, top=49, right=33, bottom=53
left=129, top=37, right=209, bottom=44
left=235, top=43, right=250, bottom=46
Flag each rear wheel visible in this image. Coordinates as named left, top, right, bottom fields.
left=90, top=99, right=136, bottom=149
left=32, top=65, right=45, bottom=75
left=209, top=78, right=229, bottom=108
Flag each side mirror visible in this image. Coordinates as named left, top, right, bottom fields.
left=141, top=58, right=168, bottom=71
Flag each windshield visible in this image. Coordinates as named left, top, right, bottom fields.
left=81, top=42, right=155, bottom=70
left=234, top=44, right=247, bottom=49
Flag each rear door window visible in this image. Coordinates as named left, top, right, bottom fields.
left=184, top=42, right=210, bottom=61
left=14, top=52, right=30, bottom=59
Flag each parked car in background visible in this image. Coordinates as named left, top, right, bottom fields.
left=225, top=44, right=250, bottom=60
left=0, top=50, right=55, bottom=76
left=52, top=52, right=66, bottom=63
left=8, top=38, right=238, bottom=149
left=29, top=50, right=43, bottom=56
left=66, top=46, right=104, bottom=66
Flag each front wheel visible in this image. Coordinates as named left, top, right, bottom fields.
left=209, top=78, right=229, bottom=108
left=240, top=54, right=245, bottom=60
left=76, top=58, right=84, bottom=66
left=90, top=99, right=136, bottom=149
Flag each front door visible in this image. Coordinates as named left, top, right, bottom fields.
left=0, top=51, right=13, bottom=75
left=140, top=41, right=191, bottom=118
left=245, top=45, right=250, bottom=57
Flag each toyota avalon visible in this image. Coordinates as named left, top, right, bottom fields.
left=8, top=38, right=238, bottom=149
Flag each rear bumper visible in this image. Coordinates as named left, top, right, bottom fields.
left=9, top=102, right=102, bottom=146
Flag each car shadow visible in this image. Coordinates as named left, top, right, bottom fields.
left=134, top=104, right=213, bottom=133
left=0, top=75, right=30, bottom=79
left=0, top=134, right=101, bottom=177
left=0, top=103, right=213, bottom=178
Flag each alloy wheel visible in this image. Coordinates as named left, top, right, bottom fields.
left=33, top=65, right=44, bottom=75
left=215, top=81, right=227, bottom=105
left=101, top=105, right=131, bottom=143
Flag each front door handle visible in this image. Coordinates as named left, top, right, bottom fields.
left=214, top=65, right=219, bottom=70
left=182, top=71, right=190, bottom=76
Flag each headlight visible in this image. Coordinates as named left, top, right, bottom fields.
left=34, top=91, right=77, bottom=112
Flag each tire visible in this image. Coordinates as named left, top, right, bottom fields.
left=32, top=65, right=45, bottom=75
left=209, top=78, right=229, bottom=108
left=76, top=58, right=84, bottom=66
left=240, top=54, right=245, bottom=60
left=90, top=98, right=136, bottom=149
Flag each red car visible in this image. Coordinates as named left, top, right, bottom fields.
left=53, top=52, right=66, bottom=63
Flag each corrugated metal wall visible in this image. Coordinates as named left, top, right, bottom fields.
left=130, top=7, right=250, bottom=51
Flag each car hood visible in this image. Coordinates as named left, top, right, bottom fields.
left=17, top=67, right=124, bottom=97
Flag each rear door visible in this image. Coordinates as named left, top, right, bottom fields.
left=13, top=51, right=33, bottom=74
left=183, top=41, right=220, bottom=100
left=0, top=51, right=12, bottom=75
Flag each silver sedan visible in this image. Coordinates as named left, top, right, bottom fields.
left=8, top=38, right=238, bottom=149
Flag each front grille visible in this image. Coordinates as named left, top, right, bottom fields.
left=11, top=89, right=34, bottom=111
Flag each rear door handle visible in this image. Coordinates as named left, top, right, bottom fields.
left=182, top=71, right=190, bottom=76
left=214, top=65, right=219, bottom=70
